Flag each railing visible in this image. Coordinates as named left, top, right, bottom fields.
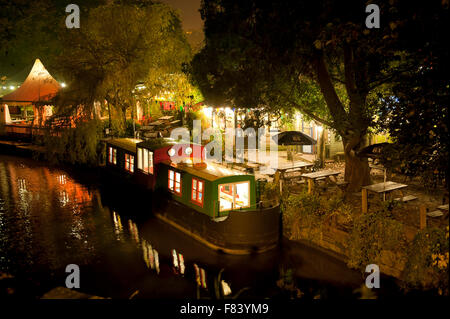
left=3, top=124, right=70, bottom=138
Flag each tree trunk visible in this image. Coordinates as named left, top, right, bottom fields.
left=343, top=134, right=371, bottom=193
left=318, top=128, right=325, bottom=168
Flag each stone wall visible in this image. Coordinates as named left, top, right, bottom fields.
left=293, top=220, right=413, bottom=279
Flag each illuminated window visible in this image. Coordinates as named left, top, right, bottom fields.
left=137, top=148, right=154, bottom=174
left=218, top=181, right=250, bottom=212
left=125, top=153, right=134, bottom=173
left=137, top=148, right=143, bottom=170
left=109, top=147, right=117, bottom=164
left=191, top=178, right=204, bottom=206
left=168, top=170, right=181, bottom=195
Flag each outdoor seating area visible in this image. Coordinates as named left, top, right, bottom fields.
left=138, top=115, right=178, bottom=139
left=263, top=153, right=447, bottom=232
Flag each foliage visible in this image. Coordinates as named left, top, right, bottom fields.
left=191, top=0, right=449, bottom=191
left=282, top=191, right=352, bottom=241
left=0, top=0, right=104, bottom=80
left=260, top=180, right=280, bottom=205
left=55, top=1, right=191, bottom=126
left=347, top=208, right=407, bottom=271
left=143, top=72, right=203, bottom=111
left=40, top=119, right=103, bottom=166
left=124, top=119, right=141, bottom=138
left=184, top=110, right=210, bottom=133
left=402, top=226, right=449, bottom=295
left=378, top=19, right=449, bottom=187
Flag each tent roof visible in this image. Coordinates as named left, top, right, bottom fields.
left=1, top=59, right=60, bottom=103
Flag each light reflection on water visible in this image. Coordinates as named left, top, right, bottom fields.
left=0, top=154, right=368, bottom=299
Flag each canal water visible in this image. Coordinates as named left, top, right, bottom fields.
left=0, top=154, right=399, bottom=299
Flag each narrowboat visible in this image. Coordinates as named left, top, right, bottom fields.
left=104, top=137, right=281, bottom=254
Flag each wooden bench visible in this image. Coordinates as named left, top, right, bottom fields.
left=427, top=210, right=444, bottom=218
left=394, top=195, right=418, bottom=202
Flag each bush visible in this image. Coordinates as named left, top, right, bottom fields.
left=282, top=191, right=351, bottom=241
left=347, top=208, right=407, bottom=271
left=402, top=226, right=449, bottom=295
left=41, top=119, right=103, bottom=166
left=260, top=181, right=280, bottom=205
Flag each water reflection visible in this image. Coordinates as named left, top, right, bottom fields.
left=142, top=239, right=160, bottom=274
left=112, top=211, right=124, bottom=241
left=194, top=263, right=207, bottom=290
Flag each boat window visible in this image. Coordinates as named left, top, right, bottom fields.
left=108, top=147, right=117, bottom=165
left=137, top=148, right=143, bottom=170
left=138, top=148, right=154, bottom=174
left=125, top=153, right=134, bottom=173
left=145, top=150, right=153, bottom=174
left=218, top=181, right=250, bottom=212
left=168, top=170, right=181, bottom=195
left=191, top=178, right=204, bottom=206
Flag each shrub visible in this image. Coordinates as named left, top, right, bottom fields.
left=41, top=119, right=103, bottom=166
left=402, top=226, right=449, bottom=295
left=281, top=191, right=350, bottom=241
left=347, top=208, right=407, bottom=271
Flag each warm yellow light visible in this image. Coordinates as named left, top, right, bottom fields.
left=225, top=107, right=234, bottom=118
left=202, top=107, right=213, bottom=119
left=61, top=82, right=66, bottom=88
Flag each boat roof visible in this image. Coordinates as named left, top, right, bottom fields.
left=162, top=160, right=250, bottom=182
left=106, top=138, right=142, bottom=153
left=138, top=138, right=202, bottom=151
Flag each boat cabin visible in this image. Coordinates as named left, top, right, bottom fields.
left=105, top=137, right=257, bottom=219
left=156, top=161, right=256, bottom=218
left=135, top=138, right=205, bottom=189
left=105, top=138, right=142, bottom=174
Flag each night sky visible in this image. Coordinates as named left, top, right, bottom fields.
left=160, top=0, right=203, bottom=30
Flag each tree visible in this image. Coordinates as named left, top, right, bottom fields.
left=0, top=0, right=104, bottom=80
left=378, top=2, right=449, bottom=187
left=191, top=0, right=446, bottom=191
left=55, top=1, right=191, bottom=131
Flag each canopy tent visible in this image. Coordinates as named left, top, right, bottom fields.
left=1, top=59, right=60, bottom=126
left=1, top=58, right=60, bottom=105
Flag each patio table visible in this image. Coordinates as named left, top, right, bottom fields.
left=361, top=181, right=408, bottom=213
left=301, top=170, right=341, bottom=194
